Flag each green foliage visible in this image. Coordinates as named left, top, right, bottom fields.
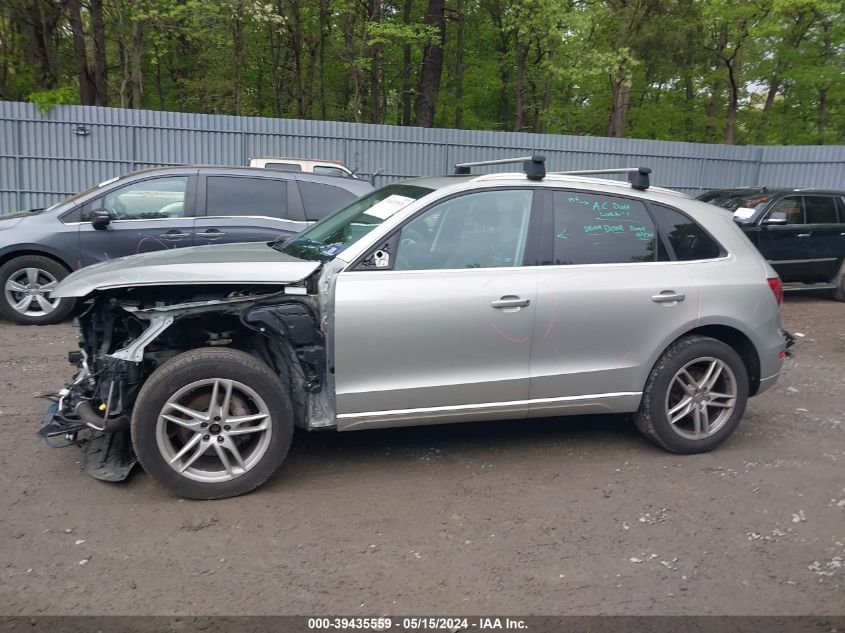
left=0, top=0, right=842, bottom=143
left=27, top=86, right=79, bottom=113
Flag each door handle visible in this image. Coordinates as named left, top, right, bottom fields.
left=652, top=291, right=686, bottom=304
left=160, top=230, right=190, bottom=240
left=491, top=296, right=530, bottom=309
left=196, top=229, right=226, bottom=239
left=796, top=233, right=811, bottom=238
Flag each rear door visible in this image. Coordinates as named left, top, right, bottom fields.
left=194, top=173, right=308, bottom=245
left=77, top=174, right=196, bottom=266
left=528, top=191, right=700, bottom=416
left=757, top=195, right=811, bottom=282
left=801, top=195, right=844, bottom=281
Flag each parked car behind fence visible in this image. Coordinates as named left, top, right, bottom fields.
left=697, top=188, right=845, bottom=300
left=0, top=166, right=373, bottom=325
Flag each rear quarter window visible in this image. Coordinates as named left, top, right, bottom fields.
left=299, top=181, right=358, bottom=221
left=651, top=204, right=723, bottom=260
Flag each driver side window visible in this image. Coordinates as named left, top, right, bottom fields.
left=393, top=190, right=533, bottom=271
left=83, top=177, right=189, bottom=221
left=766, top=196, right=804, bottom=225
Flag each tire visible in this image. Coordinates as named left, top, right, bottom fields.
left=131, top=347, right=294, bottom=499
left=0, top=255, right=75, bottom=325
left=634, top=335, right=749, bottom=454
left=830, top=261, right=845, bottom=302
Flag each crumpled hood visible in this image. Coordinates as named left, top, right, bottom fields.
left=52, top=242, right=321, bottom=298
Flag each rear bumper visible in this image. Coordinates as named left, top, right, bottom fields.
left=754, top=329, right=792, bottom=397
left=756, top=371, right=781, bottom=396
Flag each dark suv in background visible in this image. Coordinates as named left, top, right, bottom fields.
left=698, top=188, right=845, bottom=300
left=0, top=166, right=372, bottom=325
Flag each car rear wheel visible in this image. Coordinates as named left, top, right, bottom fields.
left=634, top=335, right=749, bottom=454
left=0, top=255, right=75, bottom=325
left=131, top=348, right=294, bottom=499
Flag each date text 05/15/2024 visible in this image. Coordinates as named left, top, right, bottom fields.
left=307, top=617, right=528, bottom=630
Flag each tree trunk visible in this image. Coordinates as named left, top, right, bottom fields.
left=318, top=0, right=329, bottom=119
left=414, top=0, right=446, bottom=128
left=90, top=0, right=108, bottom=105
left=66, top=0, right=95, bottom=105
left=608, top=71, right=630, bottom=138
left=19, top=0, right=62, bottom=90
left=232, top=0, right=244, bottom=115
left=368, top=0, right=382, bottom=123
left=818, top=20, right=832, bottom=142
left=454, top=0, right=465, bottom=128
left=514, top=38, right=527, bottom=131
left=607, top=10, right=632, bottom=138
left=400, top=0, right=413, bottom=125
left=130, top=20, right=143, bottom=108
left=290, top=0, right=303, bottom=117
left=724, top=54, right=740, bottom=144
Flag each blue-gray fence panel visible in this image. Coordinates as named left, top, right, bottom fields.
left=1, top=100, right=843, bottom=213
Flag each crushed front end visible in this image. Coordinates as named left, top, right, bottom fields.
left=39, top=284, right=330, bottom=482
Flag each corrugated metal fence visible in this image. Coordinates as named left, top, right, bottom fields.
left=1, top=100, right=843, bottom=212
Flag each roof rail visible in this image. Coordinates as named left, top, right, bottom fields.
left=454, top=155, right=546, bottom=180
left=547, top=167, right=652, bottom=191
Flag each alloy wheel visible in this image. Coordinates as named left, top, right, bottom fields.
left=664, top=356, right=737, bottom=440
left=4, top=267, right=60, bottom=317
left=155, top=378, right=273, bottom=483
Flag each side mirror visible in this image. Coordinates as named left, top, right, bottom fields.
left=369, top=168, right=385, bottom=186
left=91, top=208, right=111, bottom=230
left=762, top=211, right=788, bottom=226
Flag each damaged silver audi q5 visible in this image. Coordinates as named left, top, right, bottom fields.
left=42, top=161, right=788, bottom=499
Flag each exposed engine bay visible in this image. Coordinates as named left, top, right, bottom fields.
left=39, top=280, right=331, bottom=481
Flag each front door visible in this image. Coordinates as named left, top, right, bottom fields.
left=78, top=175, right=195, bottom=266
left=332, top=189, right=540, bottom=429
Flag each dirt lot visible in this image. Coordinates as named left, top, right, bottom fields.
left=0, top=295, right=843, bottom=616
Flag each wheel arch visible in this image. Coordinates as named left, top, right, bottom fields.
left=655, top=324, right=762, bottom=396
left=0, top=247, right=74, bottom=272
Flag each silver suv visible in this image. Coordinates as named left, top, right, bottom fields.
left=42, top=158, right=787, bottom=499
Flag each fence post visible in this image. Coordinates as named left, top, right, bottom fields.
left=15, top=114, right=22, bottom=210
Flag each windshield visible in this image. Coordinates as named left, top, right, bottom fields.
left=277, top=184, right=433, bottom=262
left=698, top=190, right=772, bottom=214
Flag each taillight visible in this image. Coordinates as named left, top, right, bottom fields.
left=767, top=277, right=783, bottom=307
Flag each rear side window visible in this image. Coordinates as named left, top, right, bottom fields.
left=206, top=177, right=287, bottom=218
left=551, top=191, right=656, bottom=265
left=299, top=181, right=358, bottom=221
left=650, top=204, right=723, bottom=260
left=804, top=196, right=839, bottom=224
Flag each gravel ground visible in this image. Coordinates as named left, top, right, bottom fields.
left=0, top=295, right=843, bottom=616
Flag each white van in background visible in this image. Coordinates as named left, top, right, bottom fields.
left=249, top=157, right=355, bottom=178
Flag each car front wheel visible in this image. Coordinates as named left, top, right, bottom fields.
left=131, top=348, right=294, bottom=499
left=0, top=255, right=75, bottom=325
left=634, top=335, right=749, bottom=454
